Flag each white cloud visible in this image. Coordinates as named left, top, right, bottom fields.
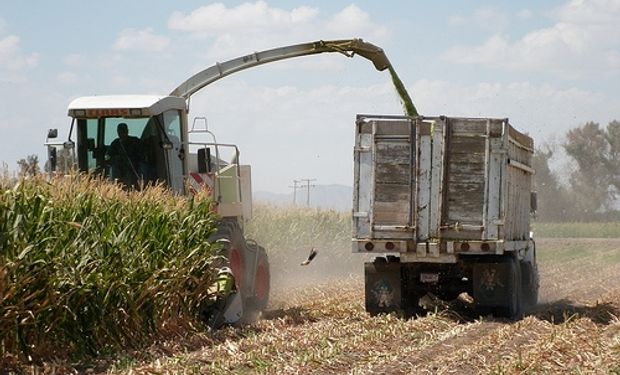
left=63, top=53, right=85, bottom=67
left=168, top=2, right=389, bottom=61
left=325, top=5, right=389, bottom=40
left=473, top=7, right=510, bottom=32
left=409, top=79, right=619, bottom=141
left=448, top=15, right=466, bottom=26
left=113, top=28, right=169, bottom=52
left=56, top=71, right=78, bottom=85
left=443, top=0, right=620, bottom=76
left=448, top=7, right=510, bottom=32
left=169, top=1, right=318, bottom=34
left=0, top=34, right=39, bottom=73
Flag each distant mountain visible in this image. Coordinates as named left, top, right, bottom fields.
left=254, top=184, right=353, bottom=211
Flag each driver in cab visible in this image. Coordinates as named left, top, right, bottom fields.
left=107, top=122, right=143, bottom=187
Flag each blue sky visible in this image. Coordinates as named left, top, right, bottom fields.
left=1, top=0, right=619, bottom=193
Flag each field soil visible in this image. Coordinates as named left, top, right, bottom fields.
left=97, top=239, right=620, bottom=373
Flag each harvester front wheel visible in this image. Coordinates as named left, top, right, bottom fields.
left=249, top=246, right=270, bottom=313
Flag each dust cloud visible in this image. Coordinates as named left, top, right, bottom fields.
left=266, top=244, right=370, bottom=305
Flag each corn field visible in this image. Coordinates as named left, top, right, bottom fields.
left=0, top=176, right=219, bottom=360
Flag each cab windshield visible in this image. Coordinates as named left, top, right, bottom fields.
left=75, top=109, right=184, bottom=191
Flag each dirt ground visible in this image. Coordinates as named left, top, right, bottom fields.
left=106, top=238, right=620, bottom=374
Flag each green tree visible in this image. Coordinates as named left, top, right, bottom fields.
left=563, top=120, right=620, bottom=218
left=17, top=154, right=41, bottom=177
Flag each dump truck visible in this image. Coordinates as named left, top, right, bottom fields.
left=45, top=39, right=393, bottom=325
left=353, top=115, right=538, bottom=318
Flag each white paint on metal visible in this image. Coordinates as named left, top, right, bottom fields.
left=68, top=95, right=185, bottom=117
left=486, top=142, right=503, bottom=240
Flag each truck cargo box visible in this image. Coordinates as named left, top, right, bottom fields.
left=352, top=115, right=534, bottom=263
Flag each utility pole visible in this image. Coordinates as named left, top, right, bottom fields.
left=289, top=179, right=301, bottom=205
left=299, top=178, right=316, bottom=206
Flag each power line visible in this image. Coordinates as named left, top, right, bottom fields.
left=289, top=179, right=301, bottom=205
left=299, top=178, right=316, bottom=206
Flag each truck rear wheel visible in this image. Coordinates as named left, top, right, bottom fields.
left=495, top=257, right=523, bottom=320
left=520, top=260, right=539, bottom=310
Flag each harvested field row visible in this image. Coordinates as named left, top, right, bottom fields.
left=109, top=238, right=620, bottom=374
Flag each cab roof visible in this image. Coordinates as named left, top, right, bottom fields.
left=67, top=95, right=186, bottom=118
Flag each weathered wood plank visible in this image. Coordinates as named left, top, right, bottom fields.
left=375, top=143, right=411, bottom=164
left=375, top=164, right=410, bottom=184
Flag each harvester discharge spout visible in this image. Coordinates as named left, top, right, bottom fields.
left=314, top=39, right=391, bottom=71
left=170, top=38, right=393, bottom=100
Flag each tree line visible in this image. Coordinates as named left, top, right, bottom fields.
left=533, top=120, right=620, bottom=222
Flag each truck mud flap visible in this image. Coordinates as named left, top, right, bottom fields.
left=472, top=260, right=514, bottom=307
left=365, top=261, right=401, bottom=315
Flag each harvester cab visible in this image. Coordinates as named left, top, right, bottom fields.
left=55, top=95, right=251, bottom=223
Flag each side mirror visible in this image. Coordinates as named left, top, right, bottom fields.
left=47, top=129, right=58, bottom=139
left=530, top=191, right=538, bottom=213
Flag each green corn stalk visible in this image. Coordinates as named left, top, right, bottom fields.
left=0, top=176, right=220, bottom=360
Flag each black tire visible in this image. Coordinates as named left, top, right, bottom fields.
left=495, top=256, right=523, bottom=320
left=520, top=260, right=539, bottom=310
left=403, top=293, right=427, bottom=319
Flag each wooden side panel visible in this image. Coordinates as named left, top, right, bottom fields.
left=352, top=115, right=533, bottom=247
left=503, top=125, right=534, bottom=241
left=444, top=118, right=487, bottom=225
left=372, top=120, right=415, bottom=229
